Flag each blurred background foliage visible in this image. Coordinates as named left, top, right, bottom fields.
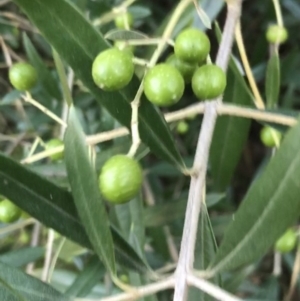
left=0, top=0, right=300, bottom=300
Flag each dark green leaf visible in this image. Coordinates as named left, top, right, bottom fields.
left=23, top=33, right=61, bottom=100
left=144, top=193, right=225, bottom=227
left=265, top=53, right=280, bottom=108
left=0, top=261, right=70, bottom=301
left=210, top=68, right=252, bottom=191
left=114, top=195, right=146, bottom=259
left=65, top=256, right=105, bottom=297
left=209, top=121, right=300, bottom=274
left=189, top=204, right=220, bottom=301
left=64, top=106, right=115, bottom=274
left=104, top=29, right=148, bottom=40
left=13, top=0, right=185, bottom=170
left=0, top=153, right=148, bottom=273
left=0, top=247, right=44, bottom=268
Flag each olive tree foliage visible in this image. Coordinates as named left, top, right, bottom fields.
left=0, top=0, right=300, bottom=300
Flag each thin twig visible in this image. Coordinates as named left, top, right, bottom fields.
left=187, top=273, right=242, bottom=301
left=127, top=84, right=144, bottom=157
left=26, top=221, right=42, bottom=275
left=173, top=102, right=218, bottom=301
left=76, top=277, right=174, bottom=301
left=47, top=236, right=66, bottom=282
left=41, top=229, right=55, bottom=282
left=0, top=35, right=12, bottom=66
left=0, top=218, right=35, bottom=236
left=285, top=242, right=300, bottom=301
left=127, top=0, right=193, bottom=157
left=0, top=0, right=11, bottom=7
left=173, top=1, right=243, bottom=301
left=272, top=0, right=284, bottom=27
left=235, top=21, right=265, bottom=109
left=21, top=102, right=297, bottom=164
left=22, top=92, right=67, bottom=127
left=272, top=251, right=282, bottom=276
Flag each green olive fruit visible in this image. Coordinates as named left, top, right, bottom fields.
left=166, top=54, right=197, bottom=83
left=9, top=62, right=38, bottom=91
left=92, top=48, right=134, bottom=91
left=174, top=28, right=210, bottom=64
left=176, top=121, right=189, bottom=134
left=192, top=64, right=226, bottom=100
left=260, top=126, right=282, bottom=148
left=275, top=228, right=297, bottom=253
left=144, top=63, right=184, bottom=107
left=266, top=25, right=288, bottom=44
left=99, top=155, right=143, bottom=204
left=114, top=12, right=134, bottom=29
left=0, top=199, right=22, bottom=223
left=45, top=138, right=64, bottom=161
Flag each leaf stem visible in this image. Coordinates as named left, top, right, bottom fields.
left=272, top=0, right=284, bottom=27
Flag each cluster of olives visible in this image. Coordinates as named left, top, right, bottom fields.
left=92, top=27, right=227, bottom=107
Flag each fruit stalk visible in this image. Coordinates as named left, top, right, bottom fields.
left=127, top=0, right=193, bottom=157
left=173, top=1, right=243, bottom=301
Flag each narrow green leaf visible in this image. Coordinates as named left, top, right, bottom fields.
left=265, top=53, right=280, bottom=108
left=144, top=193, right=225, bottom=228
left=189, top=204, right=220, bottom=301
left=65, top=256, right=105, bottom=297
left=0, top=247, right=44, bottom=268
left=0, top=261, right=70, bottom=301
left=105, top=29, right=148, bottom=40
left=114, top=196, right=150, bottom=300
left=210, top=68, right=252, bottom=191
left=0, top=280, right=25, bottom=301
left=13, top=0, right=185, bottom=170
left=23, top=33, right=61, bottom=100
left=209, top=121, right=300, bottom=274
left=114, top=195, right=146, bottom=260
left=64, top=106, right=115, bottom=274
left=0, top=153, right=148, bottom=273
left=52, top=49, right=73, bottom=106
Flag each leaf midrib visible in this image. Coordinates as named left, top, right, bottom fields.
left=211, top=148, right=300, bottom=274
left=66, top=129, right=114, bottom=272
left=0, top=171, right=81, bottom=227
